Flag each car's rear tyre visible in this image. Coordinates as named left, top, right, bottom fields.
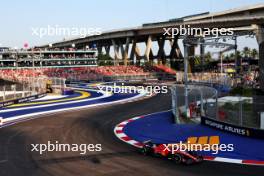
left=197, top=155, right=203, bottom=162
left=172, top=154, right=182, bottom=164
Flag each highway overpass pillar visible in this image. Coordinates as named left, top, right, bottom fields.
left=169, top=38, right=183, bottom=69
left=112, top=39, right=122, bottom=65
left=121, top=37, right=130, bottom=66
left=130, top=39, right=141, bottom=65
left=104, top=45, right=111, bottom=57
left=144, top=35, right=153, bottom=63
left=157, top=36, right=166, bottom=64
left=97, top=46, right=102, bottom=55
left=130, top=39, right=136, bottom=64
left=254, top=24, right=264, bottom=91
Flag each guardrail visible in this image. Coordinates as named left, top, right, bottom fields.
left=0, top=93, right=47, bottom=108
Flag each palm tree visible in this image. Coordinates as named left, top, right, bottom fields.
left=194, top=55, right=201, bottom=66
left=224, top=54, right=230, bottom=61
left=242, top=47, right=250, bottom=58
left=250, top=48, right=258, bottom=59
left=236, top=50, right=242, bottom=59
left=229, top=53, right=235, bottom=61
left=204, top=52, right=212, bottom=63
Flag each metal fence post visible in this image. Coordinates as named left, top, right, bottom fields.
left=200, top=87, right=204, bottom=116
left=29, top=77, right=32, bottom=96
left=183, top=41, right=189, bottom=116
left=13, top=84, right=16, bottom=99
left=215, top=90, right=219, bottom=120
left=3, top=86, right=6, bottom=101
left=33, top=78, right=35, bottom=95
left=22, top=82, right=25, bottom=98
left=175, top=86, right=179, bottom=123
left=239, top=97, right=243, bottom=126
left=171, top=86, right=179, bottom=124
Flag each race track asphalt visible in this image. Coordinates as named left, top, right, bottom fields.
left=0, top=91, right=263, bottom=176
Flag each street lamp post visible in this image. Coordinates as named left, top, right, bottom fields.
left=183, top=39, right=189, bottom=116
left=32, top=55, right=36, bottom=95
left=220, top=53, right=223, bottom=75
left=234, top=36, right=238, bottom=74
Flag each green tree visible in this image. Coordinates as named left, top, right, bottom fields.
left=236, top=50, right=242, bottom=59
left=194, top=55, right=201, bottom=66
left=242, top=47, right=250, bottom=58
left=204, top=52, right=212, bottom=63
left=97, top=54, right=114, bottom=66
left=229, top=53, right=235, bottom=60
left=223, top=54, right=230, bottom=61
left=250, top=48, right=258, bottom=59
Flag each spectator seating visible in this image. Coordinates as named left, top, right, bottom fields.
left=0, top=65, right=176, bottom=83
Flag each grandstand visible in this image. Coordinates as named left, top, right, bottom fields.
left=0, top=65, right=177, bottom=83
left=0, top=45, right=236, bottom=86
left=0, top=46, right=179, bottom=83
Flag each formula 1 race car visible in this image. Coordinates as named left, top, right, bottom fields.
left=140, top=140, right=203, bottom=165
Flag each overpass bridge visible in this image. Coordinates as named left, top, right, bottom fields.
left=39, top=4, right=264, bottom=90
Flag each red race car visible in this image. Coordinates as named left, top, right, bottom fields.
left=140, top=140, right=203, bottom=165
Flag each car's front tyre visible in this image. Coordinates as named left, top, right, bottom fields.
left=140, top=146, right=152, bottom=155
left=185, top=158, right=194, bottom=165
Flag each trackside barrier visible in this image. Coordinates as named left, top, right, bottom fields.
left=201, top=116, right=264, bottom=139
left=171, top=84, right=217, bottom=122
left=0, top=93, right=47, bottom=108
left=261, top=112, right=264, bottom=129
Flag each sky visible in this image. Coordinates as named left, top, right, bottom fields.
left=0, top=0, right=263, bottom=51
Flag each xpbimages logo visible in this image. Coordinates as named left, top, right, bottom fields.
left=31, top=25, right=102, bottom=38
left=97, top=83, right=168, bottom=96
left=163, top=25, right=234, bottom=38
left=162, top=141, right=234, bottom=155
left=31, top=141, right=102, bottom=155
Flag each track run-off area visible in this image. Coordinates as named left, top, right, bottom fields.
left=0, top=83, right=148, bottom=126
left=0, top=83, right=263, bottom=176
